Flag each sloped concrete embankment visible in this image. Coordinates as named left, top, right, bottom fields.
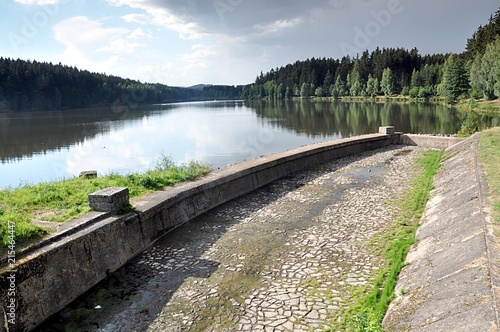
left=383, top=133, right=500, bottom=331
left=1, top=132, right=399, bottom=332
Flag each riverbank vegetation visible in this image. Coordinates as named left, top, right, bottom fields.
left=243, top=8, right=500, bottom=109
left=0, top=156, right=211, bottom=248
left=328, top=149, right=443, bottom=331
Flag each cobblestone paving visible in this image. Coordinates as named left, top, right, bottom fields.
left=46, top=145, right=425, bottom=332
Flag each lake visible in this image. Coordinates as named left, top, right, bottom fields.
left=1, top=100, right=498, bottom=188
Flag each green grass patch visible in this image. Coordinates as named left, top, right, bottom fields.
left=456, top=98, right=500, bottom=115
left=0, top=155, right=211, bottom=248
left=327, top=149, right=443, bottom=331
left=479, top=127, right=500, bottom=225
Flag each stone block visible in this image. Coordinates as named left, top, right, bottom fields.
left=379, top=126, right=395, bottom=135
left=79, top=170, right=97, bottom=178
left=88, top=187, right=129, bottom=212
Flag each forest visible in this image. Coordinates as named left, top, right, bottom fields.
left=242, top=8, right=500, bottom=105
left=0, top=59, right=243, bottom=112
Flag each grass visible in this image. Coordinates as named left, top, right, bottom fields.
left=0, top=155, right=211, bottom=249
left=327, top=149, right=443, bottom=331
left=479, top=127, right=500, bottom=226
left=456, top=98, right=500, bottom=115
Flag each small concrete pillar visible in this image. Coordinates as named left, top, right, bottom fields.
left=79, top=170, right=97, bottom=179
left=379, top=126, right=395, bottom=135
left=88, top=187, right=129, bottom=213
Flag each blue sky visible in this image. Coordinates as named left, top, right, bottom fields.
left=2, top=0, right=499, bottom=86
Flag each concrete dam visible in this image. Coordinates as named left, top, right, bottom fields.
left=3, top=128, right=497, bottom=331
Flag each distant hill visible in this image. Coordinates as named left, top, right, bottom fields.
left=0, top=58, right=244, bottom=113
left=188, top=84, right=213, bottom=90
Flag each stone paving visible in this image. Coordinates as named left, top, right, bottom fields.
left=39, top=145, right=425, bottom=332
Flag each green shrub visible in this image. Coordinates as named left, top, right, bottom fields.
left=458, top=111, right=479, bottom=137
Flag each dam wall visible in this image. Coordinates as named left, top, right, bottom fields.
left=0, top=129, right=463, bottom=331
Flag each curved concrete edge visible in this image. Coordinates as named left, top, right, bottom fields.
left=383, top=133, right=500, bottom=331
left=1, top=132, right=398, bottom=332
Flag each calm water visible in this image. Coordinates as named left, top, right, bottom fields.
left=0, top=100, right=498, bottom=188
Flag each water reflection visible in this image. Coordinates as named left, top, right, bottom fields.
left=1, top=100, right=498, bottom=188
left=248, top=100, right=471, bottom=137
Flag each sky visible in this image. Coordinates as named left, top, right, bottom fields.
left=2, top=0, right=499, bottom=87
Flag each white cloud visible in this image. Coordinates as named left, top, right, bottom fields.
left=181, top=44, right=216, bottom=69
left=138, top=63, right=174, bottom=74
left=96, top=39, right=141, bottom=54
left=108, top=0, right=206, bottom=39
left=128, top=27, right=153, bottom=40
left=15, top=0, right=58, bottom=4
left=53, top=16, right=141, bottom=75
left=54, top=16, right=130, bottom=46
left=254, top=17, right=303, bottom=35
left=122, top=13, right=151, bottom=24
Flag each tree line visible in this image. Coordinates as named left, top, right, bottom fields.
left=0, top=59, right=243, bottom=112
left=243, top=8, right=500, bottom=105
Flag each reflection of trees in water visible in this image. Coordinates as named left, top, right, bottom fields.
left=2, top=101, right=498, bottom=163
left=0, top=106, right=160, bottom=162
left=248, top=100, right=495, bottom=137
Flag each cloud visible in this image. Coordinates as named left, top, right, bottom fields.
left=53, top=16, right=130, bottom=47
left=107, top=0, right=316, bottom=35
left=128, top=27, right=153, bottom=40
left=122, top=13, right=151, bottom=24
left=108, top=0, right=207, bottom=39
left=96, top=39, right=142, bottom=54
left=181, top=44, right=216, bottom=69
left=137, top=63, right=175, bottom=83
left=53, top=16, right=140, bottom=74
left=15, top=0, right=58, bottom=4
left=253, top=17, right=303, bottom=36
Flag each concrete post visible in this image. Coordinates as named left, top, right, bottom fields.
left=88, top=187, right=129, bottom=212
left=379, top=126, right=395, bottom=135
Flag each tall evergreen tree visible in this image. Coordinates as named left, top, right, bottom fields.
left=380, top=67, right=394, bottom=96
left=469, top=37, right=500, bottom=99
left=442, top=54, right=470, bottom=104
left=366, top=74, right=379, bottom=97
left=331, top=76, right=346, bottom=97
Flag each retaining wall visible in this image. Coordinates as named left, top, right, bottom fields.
left=399, top=134, right=465, bottom=149
left=0, top=131, right=463, bottom=331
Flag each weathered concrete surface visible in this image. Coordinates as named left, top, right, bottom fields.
left=0, top=133, right=397, bottom=332
left=400, top=134, right=464, bottom=149
left=383, top=133, right=500, bottom=332
left=88, top=187, right=129, bottom=212
left=36, top=145, right=425, bottom=332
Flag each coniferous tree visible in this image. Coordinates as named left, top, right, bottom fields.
left=366, top=74, right=379, bottom=97
left=442, top=54, right=470, bottom=104
left=469, top=37, right=500, bottom=99
left=331, top=76, right=346, bottom=97
left=380, top=67, right=395, bottom=96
